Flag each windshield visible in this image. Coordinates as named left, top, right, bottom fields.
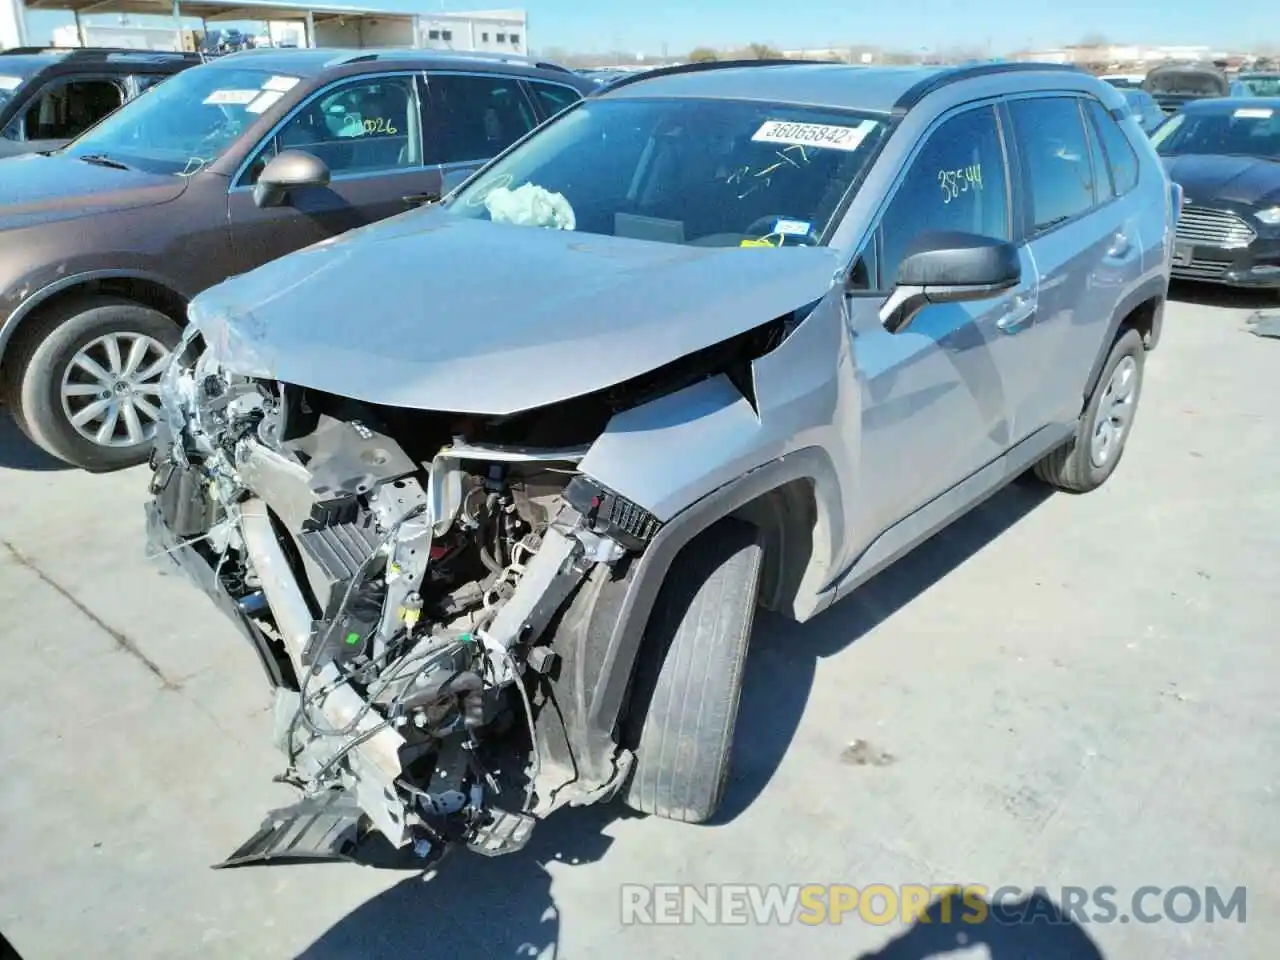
left=1240, top=75, right=1280, bottom=97
left=446, top=97, right=889, bottom=247
left=62, top=65, right=301, bottom=175
left=1152, top=105, right=1280, bottom=160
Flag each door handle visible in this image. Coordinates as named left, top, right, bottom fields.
left=996, top=294, right=1036, bottom=333
left=402, top=193, right=439, bottom=208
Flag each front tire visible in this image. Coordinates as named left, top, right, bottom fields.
left=1033, top=327, right=1145, bottom=493
left=623, top=518, right=764, bottom=823
left=4, top=296, right=180, bottom=472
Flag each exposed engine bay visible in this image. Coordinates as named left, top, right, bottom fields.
left=144, top=330, right=680, bottom=865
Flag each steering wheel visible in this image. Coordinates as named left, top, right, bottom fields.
left=742, top=214, right=819, bottom=246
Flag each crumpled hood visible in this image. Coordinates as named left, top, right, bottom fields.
left=1162, top=154, right=1280, bottom=208
left=0, top=153, right=187, bottom=232
left=191, top=211, right=842, bottom=414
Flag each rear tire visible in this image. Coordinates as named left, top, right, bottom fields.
left=1033, top=328, right=1145, bottom=493
left=3, top=296, right=180, bottom=473
left=623, top=518, right=764, bottom=823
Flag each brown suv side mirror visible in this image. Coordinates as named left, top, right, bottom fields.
left=253, top=149, right=331, bottom=209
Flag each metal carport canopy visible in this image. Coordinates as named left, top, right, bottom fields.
left=21, top=0, right=416, bottom=32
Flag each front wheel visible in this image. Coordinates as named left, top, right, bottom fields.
left=1033, top=327, right=1146, bottom=493
left=622, top=518, right=764, bottom=823
left=4, top=296, right=180, bottom=472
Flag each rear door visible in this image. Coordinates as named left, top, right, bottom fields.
left=226, top=71, right=442, bottom=273
left=1003, top=94, right=1143, bottom=434
left=421, top=70, right=540, bottom=192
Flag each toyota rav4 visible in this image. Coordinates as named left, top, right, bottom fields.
left=145, top=60, right=1177, bottom=865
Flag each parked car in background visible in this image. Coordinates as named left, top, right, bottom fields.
left=1101, top=73, right=1145, bottom=89
left=575, top=67, right=634, bottom=88
left=1142, top=61, right=1230, bottom=116
left=1231, top=72, right=1280, bottom=97
left=0, top=47, right=200, bottom=158
left=0, top=48, right=594, bottom=471
left=144, top=59, right=1173, bottom=865
left=1153, top=97, right=1280, bottom=292
left=1121, top=87, right=1166, bottom=134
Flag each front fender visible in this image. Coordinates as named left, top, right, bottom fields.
left=536, top=446, right=844, bottom=805
left=0, top=265, right=192, bottom=365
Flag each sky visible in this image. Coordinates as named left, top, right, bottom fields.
left=20, top=0, right=1278, bottom=57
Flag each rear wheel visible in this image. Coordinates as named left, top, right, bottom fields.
left=1033, top=328, right=1145, bottom=493
left=623, top=518, right=764, bottom=823
left=4, top=296, right=179, bottom=472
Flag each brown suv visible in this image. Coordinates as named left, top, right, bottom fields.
left=0, top=47, right=592, bottom=471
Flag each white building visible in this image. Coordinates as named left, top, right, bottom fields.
left=2, top=0, right=26, bottom=48
left=50, top=22, right=186, bottom=49
left=418, top=8, right=526, bottom=55
left=3, top=1, right=527, bottom=54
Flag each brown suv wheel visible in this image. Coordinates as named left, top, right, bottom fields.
left=4, top=296, right=180, bottom=472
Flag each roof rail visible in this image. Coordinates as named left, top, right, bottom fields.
left=1, top=46, right=199, bottom=61
left=599, top=57, right=840, bottom=94
left=892, top=61, right=1084, bottom=114
left=324, top=47, right=573, bottom=74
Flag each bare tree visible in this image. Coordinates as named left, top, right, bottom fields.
left=742, top=42, right=782, bottom=59
left=687, top=46, right=719, bottom=62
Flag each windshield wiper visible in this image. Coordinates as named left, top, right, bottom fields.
left=77, top=153, right=130, bottom=170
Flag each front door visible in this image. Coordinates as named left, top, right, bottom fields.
left=844, top=102, right=1036, bottom=538
left=226, top=73, right=443, bottom=273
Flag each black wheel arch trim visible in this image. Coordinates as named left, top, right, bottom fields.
left=1083, top=273, right=1166, bottom=402
left=0, top=268, right=193, bottom=366
left=539, top=446, right=843, bottom=797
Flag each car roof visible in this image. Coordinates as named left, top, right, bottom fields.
left=0, top=54, right=58, bottom=73
left=206, top=47, right=581, bottom=83
left=595, top=60, right=1084, bottom=115
left=0, top=48, right=198, bottom=72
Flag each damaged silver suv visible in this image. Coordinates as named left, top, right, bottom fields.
left=145, top=59, right=1176, bottom=865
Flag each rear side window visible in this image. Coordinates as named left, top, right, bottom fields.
left=1006, top=97, right=1097, bottom=232
left=526, top=80, right=582, bottom=119
left=132, top=74, right=172, bottom=94
left=1086, top=99, right=1140, bottom=195
left=875, top=104, right=1011, bottom=288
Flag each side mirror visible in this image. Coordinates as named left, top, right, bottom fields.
left=253, top=149, right=331, bottom=209
left=879, top=232, right=1021, bottom=334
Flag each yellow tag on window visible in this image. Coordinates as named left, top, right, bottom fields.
left=740, top=238, right=779, bottom=248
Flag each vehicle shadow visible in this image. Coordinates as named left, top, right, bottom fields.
left=718, top=479, right=1052, bottom=821
left=1167, top=280, right=1277, bottom=311
left=0, top=411, right=71, bottom=472
left=855, top=889, right=1107, bottom=959
left=297, top=801, right=634, bottom=959
left=296, top=479, right=1053, bottom=959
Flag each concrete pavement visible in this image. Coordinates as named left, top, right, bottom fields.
left=1, top=287, right=1277, bottom=959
